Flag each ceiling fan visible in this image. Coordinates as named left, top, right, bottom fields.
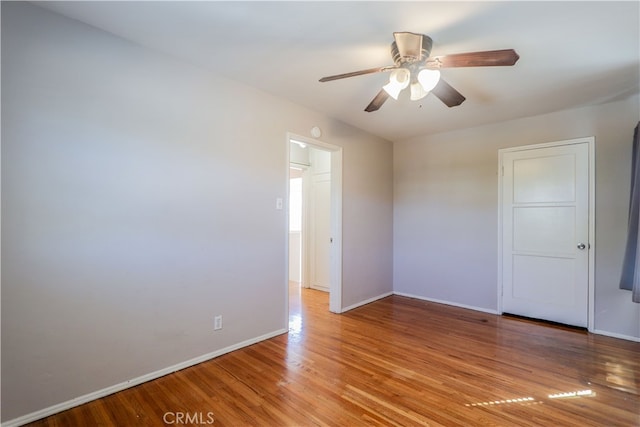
left=319, top=32, right=520, bottom=112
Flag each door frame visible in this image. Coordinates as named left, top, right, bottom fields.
left=286, top=132, right=343, bottom=314
left=497, top=137, right=595, bottom=331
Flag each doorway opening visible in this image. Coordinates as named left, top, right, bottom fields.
left=287, top=134, right=342, bottom=325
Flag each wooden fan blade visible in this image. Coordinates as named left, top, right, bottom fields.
left=431, top=79, right=466, bottom=107
left=364, top=90, right=390, bottom=112
left=319, top=66, right=395, bottom=82
left=432, top=49, right=520, bottom=68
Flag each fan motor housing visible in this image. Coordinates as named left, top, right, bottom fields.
left=391, top=33, right=433, bottom=65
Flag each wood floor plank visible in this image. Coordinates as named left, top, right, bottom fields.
left=25, top=288, right=640, bottom=426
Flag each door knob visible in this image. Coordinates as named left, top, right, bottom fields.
left=577, top=243, right=586, bottom=250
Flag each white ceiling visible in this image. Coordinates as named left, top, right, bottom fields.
left=34, top=1, right=640, bottom=142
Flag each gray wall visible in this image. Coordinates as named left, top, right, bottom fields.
left=394, top=93, right=640, bottom=339
left=4, top=1, right=637, bottom=424
left=1, top=2, right=393, bottom=422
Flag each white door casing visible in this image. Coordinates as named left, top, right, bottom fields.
left=499, top=138, right=594, bottom=328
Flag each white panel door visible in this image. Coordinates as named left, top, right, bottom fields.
left=501, top=142, right=590, bottom=327
left=310, top=172, right=331, bottom=292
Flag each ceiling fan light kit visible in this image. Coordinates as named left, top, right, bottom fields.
left=410, top=81, right=428, bottom=101
left=319, top=32, right=520, bottom=112
left=382, top=68, right=410, bottom=100
left=417, top=68, right=441, bottom=92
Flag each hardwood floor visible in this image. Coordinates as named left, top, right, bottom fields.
left=28, top=285, right=639, bottom=426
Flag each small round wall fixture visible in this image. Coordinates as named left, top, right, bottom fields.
left=310, top=126, right=322, bottom=138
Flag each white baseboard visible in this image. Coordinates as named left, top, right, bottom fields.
left=2, top=328, right=288, bottom=427
left=393, top=292, right=499, bottom=315
left=340, top=291, right=393, bottom=313
left=394, top=293, right=640, bottom=343
left=591, top=328, right=640, bottom=343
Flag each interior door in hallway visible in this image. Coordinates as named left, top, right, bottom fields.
left=309, top=149, right=331, bottom=292
left=500, top=140, right=591, bottom=327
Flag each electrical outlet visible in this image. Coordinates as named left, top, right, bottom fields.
left=214, top=315, right=223, bottom=331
